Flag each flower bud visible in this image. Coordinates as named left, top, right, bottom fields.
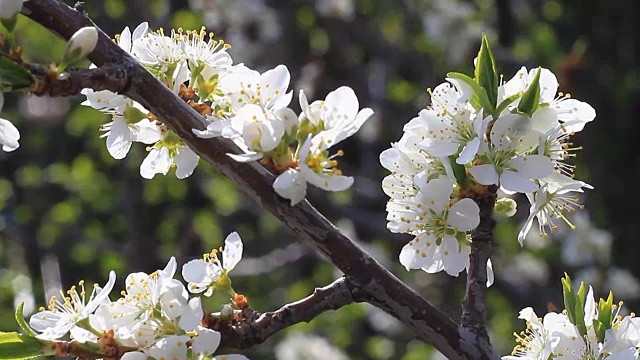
left=62, top=27, right=98, bottom=66
left=220, top=304, right=234, bottom=319
left=494, top=198, right=517, bottom=217
left=0, top=0, right=25, bottom=20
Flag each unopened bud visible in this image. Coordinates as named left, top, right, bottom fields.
left=495, top=198, right=517, bottom=217
left=220, top=304, right=234, bottom=319
left=62, top=27, right=98, bottom=67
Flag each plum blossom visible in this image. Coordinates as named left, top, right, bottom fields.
left=29, top=271, right=116, bottom=340
left=182, top=232, right=243, bottom=296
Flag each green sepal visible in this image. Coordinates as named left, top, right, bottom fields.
left=1, top=17, right=18, bottom=34
left=0, top=56, right=35, bottom=91
left=446, top=72, right=494, bottom=113
left=0, top=332, right=42, bottom=360
left=14, top=302, right=37, bottom=338
left=474, top=35, right=498, bottom=110
left=517, top=67, right=541, bottom=116
left=494, top=93, right=520, bottom=117
left=123, top=102, right=148, bottom=124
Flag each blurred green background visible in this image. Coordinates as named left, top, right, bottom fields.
left=1, top=0, right=638, bottom=359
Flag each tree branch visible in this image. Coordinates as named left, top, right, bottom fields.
left=460, top=185, right=499, bottom=360
left=22, top=1, right=466, bottom=358
left=213, top=277, right=356, bottom=348
left=28, top=64, right=127, bottom=96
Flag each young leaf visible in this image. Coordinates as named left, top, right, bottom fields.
left=474, top=35, right=498, bottom=110
left=517, top=67, right=541, bottom=116
left=14, top=302, right=37, bottom=337
left=574, top=282, right=587, bottom=336
left=561, top=274, right=577, bottom=324
left=448, top=156, right=469, bottom=188
left=446, top=72, right=494, bottom=113
left=0, top=332, right=42, bottom=360
left=0, top=56, right=35, bottom=91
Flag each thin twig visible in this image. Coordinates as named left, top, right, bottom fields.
left=22, top=1, right=467, bottom=358
left=214, top=277, right=356, bottom=348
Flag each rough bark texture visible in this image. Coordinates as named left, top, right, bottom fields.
left=21, top=0, right=490, bottom=357
left=216, top=277, right=356, bottom=348
left=460, top=185, right=499, bottom=360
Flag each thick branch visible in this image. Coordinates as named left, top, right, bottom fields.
left=217, top=277, right=356, bottom=348
left=23, top=1, right=464, bottom=358
left=28, top=64, right=127, bottom=96
left=460, top=185, right=499, bottom=360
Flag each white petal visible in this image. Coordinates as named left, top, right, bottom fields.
left=261, top=65, right=292, bottom=109
left=273, top=169, right=307, bottom=205
left=178, top=297, right=203, bottom=332
left=419, top=137, right=458, bottom=158
left=510, top=155, right=554, bottom=179
left=222, top=232, right=243, bottom=272
left=118, top=26, right=132, bottom=53
left=163, top=256, right=177, bottom=278
left=227, top=152, right=263, bottom=162
left=302, top=168, right=354, bottom=191
left=399, top=234, right=437, bottom=270
left=456, top=137, right=480, bottom=164
left=106, top=118, right=132, bottom=159
left=213, top=355, right=250, bottom=360
left=140, top=147, right=171, bottom=179
left=490, top=114, right=532, bottom=150
left=85, top=270, right=116, bottom=314
left=192, top=327, right=221, bottom=360
left=418, top=176, right=453, bottom=210
left=132, top=22, right=149, bottom=42
left=552, top=99, right=596, bottom=132
left=500, top=170, right=539, bottom=193
left=174, top=146, right=199, bottom=179
left=130, top=119, right=162, bottom=144
left=120, top=352, right=148, bottom=360
left=486, top=259, right=494, bottom=287
left=469, top=164, right=499, bottom=185
left=531, top=107, right=559, bottom=133
left=182, top=260, right=213, bottom=284
left=29, top=311, right=63, bottom=333
left=440, top=236, right=470, bottom=276
left=448, top=198, right=480, bottom=231
left=0, top=118, right=20, bottom=152
left=535, top=68, right=559, bottom=104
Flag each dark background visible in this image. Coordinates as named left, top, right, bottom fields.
left=1, top=0, right=638, bottom=358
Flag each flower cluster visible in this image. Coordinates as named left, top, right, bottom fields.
left=504, top=275, right=640, bottom=359
left=81, top=23, right=373, bottom=204
left=24, top=232, right=248, bottom=360
left=380, top=36, right=595, bottom=279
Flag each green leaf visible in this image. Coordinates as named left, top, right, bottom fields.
left=561, top=274, right=577, bottom=324
left=517, top=67, right=541, bottom=116
left=14, top=302, right=37, bottom=337
left=447, top=156, right=469, bottom=188
left=474, top=35, right=498, bottom=110
left=0, top=56, right=35, bottom=91
left=574, top=282, right=587, bottom=336
left=0, top=332, right=42, bottom=360
left=446, top=72, right=494, bottom=113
